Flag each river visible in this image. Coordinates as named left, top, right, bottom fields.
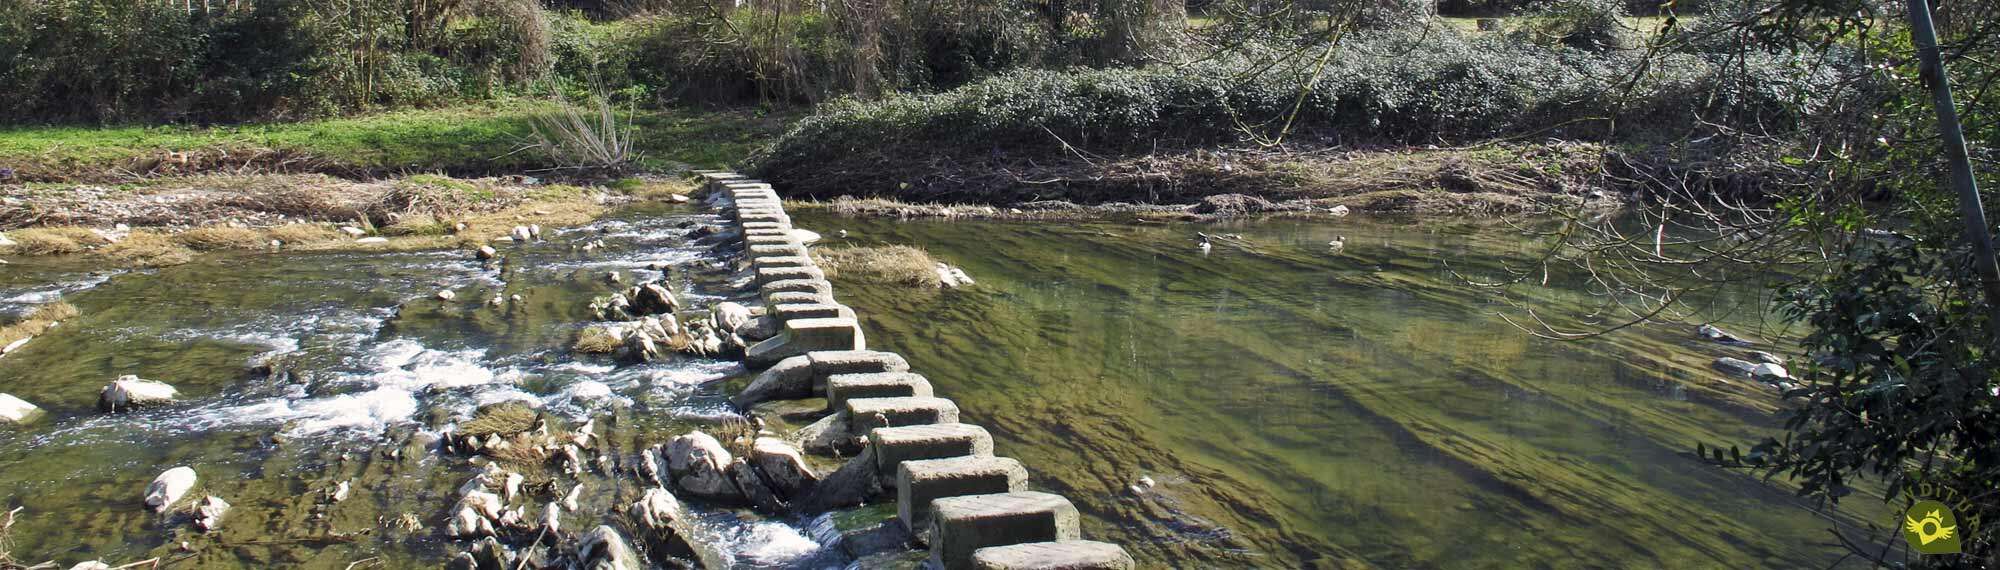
left=0, top=204, right=1873, bottom=568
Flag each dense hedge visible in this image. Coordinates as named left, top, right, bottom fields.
left=751, top=27, right=1846, bottom=191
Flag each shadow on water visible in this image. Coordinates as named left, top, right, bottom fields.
left=796, top=211, right=1881, bottom=569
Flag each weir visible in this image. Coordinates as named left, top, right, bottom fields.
left=694, top=171, right=1136, bottom=570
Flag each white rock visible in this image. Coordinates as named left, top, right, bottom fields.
left=457, top=490, right=504, bottom=520
left=100, top=375, right=179, bottom=411
left=542, top=501, right=561, bottom=533
left=529, top=224, right=543, bottom=240
left=632, top=487, right=682, bottom=530
left=0, top=232, right=14, bottom=247
left=1329, top=205, right=1351, bottom=217
left=145, top=467, right=197, bottom=512
left=578, top=525, right=643, bottom=570
left=713, top=302, right=751, bottom=332
left=447, top=506, right=491, bottom=538
left=790, top=229, right=822, bottom=245
left=0, top=393, right=43, bottom=425
left=502, top=471, right=524, bottom=502
left=437, top=290, right=457, bottom=301
left=2, top=337, right=28, bottom=355
left=1753, top=362, right=1790, bottom=379
left=476, top=245, right=498, bottom=260
left=194, top=495, right=230, bottom=532
left=669, top=194, right=690, bottom=203
left=511, top=226, right=533, bottom=242
left=664, top=431, right=739, bottom=499
left=355, top=237, right=388, bottom=244
left=340, top=227, right=367, bottom=238
left=563, top=482, right=584, bottom=512
left=67, top=562, right=111, bottom=570
left=330, top=480, right=351, bottom=502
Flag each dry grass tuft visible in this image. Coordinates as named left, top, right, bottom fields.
left=0, top=302, right=79, bottom=347
left=266, top=223, right=348, bottom=246
left=98, top=232, right=193, bottom=267
left=460, top=402, right=539, bottom=438
left=176, top=225, right=267, bottom=251
left=3, top=227, right=109, bottom=255
left=574, top=325, right=624, bottom=354
left=812, top=245, right=943, bottom=287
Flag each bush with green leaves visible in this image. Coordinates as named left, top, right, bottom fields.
left=752, top=28, right=1846, bottom=196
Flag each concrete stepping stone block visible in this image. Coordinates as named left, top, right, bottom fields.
left=867, top=423, right=991, bottom=475
left=749, top=243, right=809, bottom=259
left=847, top=397, right=958, bottom=433
left=970, top=541, right=1135, bottom=570
left=928, top=492, right=1081, bottom=570
left=760, top=279, right=833, bottom=300
left=898, top=456, right=1028, bottom=535
left=732, top=350, right=910, bottom=406
left=752, top=255, right=814, bottom=271
left=764, top=291, right=836, bottom=306
left=771, top=303, right=853, bottom=325
left=757, top=266, right=826, bottom=286
left=745, top=317, right=865, bottom=367
left=741, top=221, right=792, bottom=232
left=828, top=372, right=934, bottom=410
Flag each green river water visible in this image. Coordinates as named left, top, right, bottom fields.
left=0, top=203, right=1879, bottom=568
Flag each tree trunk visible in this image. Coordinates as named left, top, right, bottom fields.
left=1906, top=0, right=2000, bottom=337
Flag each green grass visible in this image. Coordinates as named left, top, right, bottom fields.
left=0, top=98, right=798, bottom=180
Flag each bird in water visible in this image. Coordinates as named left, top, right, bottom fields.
left=837, top=229, right=849, bottom=239
left=1197, top=234, right=1212, bottom=253
left=1328, top=235, right=1346, bottom=253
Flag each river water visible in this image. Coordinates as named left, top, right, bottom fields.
left=0, top=204, right=1872, bottom=568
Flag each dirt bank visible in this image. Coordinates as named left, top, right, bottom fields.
left=0, top=173, right=693, bottom=267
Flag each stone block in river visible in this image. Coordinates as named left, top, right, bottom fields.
left=809, top=351, right=911, bottom=388
left=745, top=317, right=866, bottom=367
left=741, top=220, right=792, bottom=232
left=757, top=266, right=826, bottom=286
left=749, top=243, right=810, bottom=259
left=744, top=232, right=801, bottom=249
left=848, top=397, right=958, bottom=433
left=739, top=212, right=792, bottom=227
left=898, top=456, right=1028, bottom=535
left=828, top=372, right=934, bottom=410
left=772, top=303, right=854, bottom=325
left=971, top=541, right=1136, bottom=570
left=742, top=228, right=794, bottom=242
left=867, top=423, right=992, bottom=476
left=928, top=492, right=1081, bottom=570
left=752, top=255, right=814, bottom=271
left=764, top=291, right=837, bottom=308
left=760, top=278, right=833, bottom=300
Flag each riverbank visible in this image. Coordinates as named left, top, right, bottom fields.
left=0, top=172, right=694, bottom=267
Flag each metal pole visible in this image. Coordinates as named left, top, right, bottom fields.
left=1907, top=0, right=2000, bottom=336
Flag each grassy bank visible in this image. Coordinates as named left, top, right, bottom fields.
left=0, top=100, right=794, bottom=182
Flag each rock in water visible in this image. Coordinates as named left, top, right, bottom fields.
left=475, top=245, right=498, bottom=260
left=67, top=562, right=112, bottom=570
left=1330, top=204, right=1351, bottom=217
left=437, top=290, right=457, bottom=301
left=100, top=376, right=179, bottom=412
left=728, top=458, right=786, bottom=513
left=713, top=302, right=751, bottom=332
left=355, top=237, right=389, bottom=244
left=0, top=392, right=44, bottom=425
left=193, top=495, right=230, bottom=531
left=633, top=283, right=679, bottom=315
left=1712, top=357, right=1758, bottom=378
left=1753, top=362, right=1791, bottom=380
left=790, top=229, right=822, bottom=245
left=751, top=437, right=819, bottom=499
left=1748, top=350, right=1785, bottom=365
left=578, top=526, right=643, bottom=570
left=146, top=466, right=197, bottom=512
left=664, top=431, right=742, bottom=500
left=1698, top=324, right=1748, bottom=345
left=511, top=226, right=533, bottom=242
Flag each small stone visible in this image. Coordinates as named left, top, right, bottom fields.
left=356, top=237, right=388, bottom=244
left=0, top=393, right=44, bottom=425
left=340, top=227, right=367, bottom=238
left=437, top=290, right=457, bottom=301
left=476, top=246, right=498, bottom=260
left=193, top=495, right=230, bottom=532
left=1329, top=205, right=1351, bottom=216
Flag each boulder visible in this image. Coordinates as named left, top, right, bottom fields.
left=664, top=432, right=741, bottom=500
left=193, top=495, right=230, bottom=532
left=1698, top=324, right=1748, bottom=345
left=624, top=331, right=660, bottom=363
left=1711, top=357, right=1757, bottom=378
left=472, top=536, right=509, bottom=570
left=633, top=283, right=680, bottom=315
left=0, top=393, right=44, bottom=425
left=475, top=245, right=498, bottom=260
left=578, top=526, right=644, bottom=570
left=1753, top=362, right=1790, bottom=380
left=736, top=315, right=781, bottom=342
left=511, top=226, right=533, bottom=242
left=728, top=458, right=786, bottom=513
left=790, top=229, right=823, bottom=245
left=751, top=437, right=819, bottom=499
left=101, top=376, right=179, bottom=412
left=145, top=466, right=197, bottom=512
left=713, top=302, right=752, bottom=333
left=1748, top=350, right=1785, bottom=365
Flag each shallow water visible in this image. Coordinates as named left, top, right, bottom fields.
left=0, top=204, right=843, bottom=568
left=796, top=212, right=1878, bottom=569
left=0, top=207, right=1878, bottom=569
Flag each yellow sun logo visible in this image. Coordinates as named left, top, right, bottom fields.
left=1905, top=509, right=1957, bottom=546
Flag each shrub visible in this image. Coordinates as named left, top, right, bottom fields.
left=751, top=29, right=1848, bottom=197
left=812, top=245, right=944, bottom=287
left=574, top=325, right=623, bottom=354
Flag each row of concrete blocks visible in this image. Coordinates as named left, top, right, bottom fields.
left=693, top=171, right=1134, bottom=570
